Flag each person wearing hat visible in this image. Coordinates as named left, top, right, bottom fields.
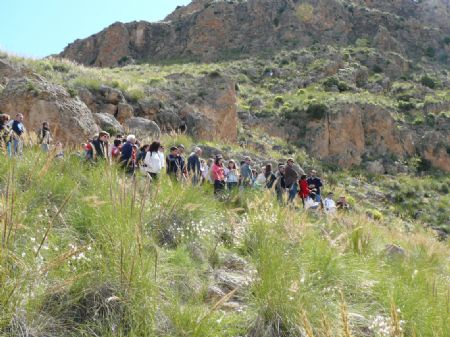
left=307, top=169, right=323, bottom=202
left=240, top=156, right=253, bottom=187
left=211, top=154, right=225, bottom=195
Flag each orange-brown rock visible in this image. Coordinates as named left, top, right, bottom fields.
left=0, top=77, right=98, bottom=144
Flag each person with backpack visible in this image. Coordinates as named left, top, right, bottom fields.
left=187, top=147, right=202, bottom=185
left=211, top=155, right=225, bottom=195
left=10, top=113, right=25, bottom=156
left=224, top=159, right=239, bottom=191
left=37, top=121, right=52, bottom=152
left=86, top=131, right=110, bottom=162
left=144, top=141, right=164, bottom=180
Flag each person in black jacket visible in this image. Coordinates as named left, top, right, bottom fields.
left=166, top=146, right=180, bottom=178
left=187, top=147, right=202, bottom=185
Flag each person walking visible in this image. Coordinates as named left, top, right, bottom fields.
left=274, top=164, right=287, bottom=204
left=264, top=163, right=277, bottom=189
left=298, top=174, right=310, bottom=207
left=166, top=146, right=181, bottom=179
left=187, top=147, right=202, bottom=185
left=285, top=158, right=299, bottom=203
left=240, top=156, right=253, bottom=187
left=86, top=131, right=110, bottom=161
left=224, top=159, right=239, bottom=191
left=144, top=141, right=164, bottom=180
left=11, top=113, right=25, bottom=156
left=211, top=155, right=225, bottom=195
left=120, top=135, right=137, bottom=175
left=37, top=121, right=52, bottom=152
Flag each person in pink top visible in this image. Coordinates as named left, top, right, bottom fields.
left=211, top=155, right=225, bottom=195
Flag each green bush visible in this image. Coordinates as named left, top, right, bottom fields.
left=420, top=75, right=436, bottom=89
left=306, top=102, right=328, bottom=120
left=425, top=47, right=435, bottom=58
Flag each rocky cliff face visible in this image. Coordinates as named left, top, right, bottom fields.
left=59, top=0, right=450, bottom=67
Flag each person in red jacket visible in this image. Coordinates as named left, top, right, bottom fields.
left=298, top=174, right=310, bottom=207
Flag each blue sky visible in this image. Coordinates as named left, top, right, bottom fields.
left=0, top=0, right=191, bottom=58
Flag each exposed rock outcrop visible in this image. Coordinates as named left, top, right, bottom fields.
left=59, top=0, right=450, bottom=67
left=0, top=77, right=98, bottom=143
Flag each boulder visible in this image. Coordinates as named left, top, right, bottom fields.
left=100, top=103, right=118, bottom=115
left=155, top=110, right=185, bottom=132
left=117, top=103, right=133, bottom=123
left=124, top=117, right=161, bottom=140
left=139, top=97, right=162, bottom=116
left=94, top=113, right=124, bottom=135
left=77, top=88, right=97, bottom=111
left=0, top=77, right=98, bottom=144
left=99, top=85, right=125, bottom=104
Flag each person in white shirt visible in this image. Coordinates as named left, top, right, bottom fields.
left=144, top=141, right=164, bottom=179
left=323, top=192, right=337, bottom=214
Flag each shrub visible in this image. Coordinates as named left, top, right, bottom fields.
left=444, top=36, right=450, bottom=45
left=420, top=75, right=436, bottom=89
left=425, top=47, right=435, bottom=58
left=296, top=3, right=314, bottom=23
left=306, top=102, right=328, bottom=120
left=398, top=101, right=415, bottom=112
left=372, top=65, right=383, bottom=74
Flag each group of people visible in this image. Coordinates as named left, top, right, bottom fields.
left=0, top=119, right=351, bottom=212
left=0, top=113, right=62, bottom=157
left=81, top=130, right=350, bottom=212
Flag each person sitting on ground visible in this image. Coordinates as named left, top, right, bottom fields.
left=86, top=131, right=110, bottom=161
left=166, top=146, right=181, bottom=179
left=240, top=156, right=253, bottom=187
left=11, top=113, right=25, bottom=156
left=264, top=163, right=277, bottom=189
left=54, top=142, right=64, bottom=160
left=323, top=192, right=337, bottom=214
left=187, top=147, right=202, bottom=185
left=211, top=155, right=225, bottom=195
left=304, top=191, right=320, bottom=210
left=224, top=159, right=239, bottom=191
left=274, top=164, right=287, bottom=204
left=37, top=121, right=52, bottom=152
left=298, top=174, right=310, bottom=207
left=144, top=141, right=164, bottom=180
left=336, top=196, right=350, bottom=211
left=307, top=170, right=323, bottom=202
left=120, top=134, right=137, bottom=174
left=285, top=158, right=299, bottom=203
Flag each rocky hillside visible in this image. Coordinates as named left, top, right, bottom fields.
left=59, top=0, right=450, bottom=67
